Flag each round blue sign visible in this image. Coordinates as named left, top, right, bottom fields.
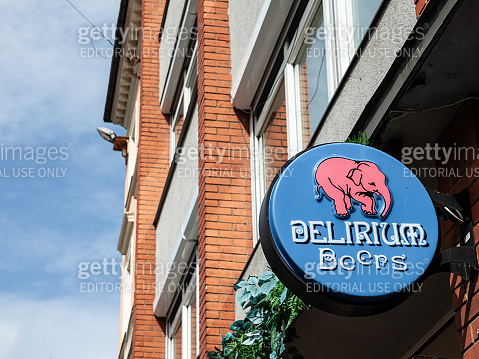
left=260, top=143, right=439, bottom=315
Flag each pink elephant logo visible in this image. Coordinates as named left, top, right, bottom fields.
left=315, top=157, right=392, bottom=218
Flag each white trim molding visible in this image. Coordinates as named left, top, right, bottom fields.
left=153, top=193, right=198, bottom=317
left=231, top=0, right=294, bottom=110
left=118, top=211, right=135, bottom=255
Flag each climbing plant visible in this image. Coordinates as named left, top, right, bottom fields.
left=346, top=131, right=372, bottom=146
left=207, top=270, right=309, bottom=359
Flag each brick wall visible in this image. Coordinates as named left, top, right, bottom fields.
left=197, top=0, right=254, bottom=356
left=436, top=100, right=479, bottom=358
left=414, top=0, right=431, bottom=18
left=132, top=0, right=169, bottom=357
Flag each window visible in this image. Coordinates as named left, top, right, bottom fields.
left=166, top=256, right=199, bottom=359
left=295, top=11, right=329, bottom=149
left=323, top=0, right=382, bottom=88
left=167, top=300, right=182, bottom=359
left=170, top=84, right=185, bottom=163
left=121, top=247, right=133, bottom=335
left=169, top=41, right=198, bottom=163
left=188, top=291, right=198, bottom=358
left=338, top=0, right=383, bottom=52
left=173, top=319, right=182, bottom=359
left=286, top=0, right=382, bottom=150
left=250, top=0, right=382, bottom=244
left=127, top=91, right=140, bottom=186
left=256, top=80, right=288, bottom=196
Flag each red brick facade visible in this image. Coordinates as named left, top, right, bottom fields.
left=414, top=0, right=430, bottom=18
left=105, top=0, right=479, bottom=358
left=197, top=0, right=254, bottom=355
left=133, top=0, right=169, bottom=357
left=436, top=100, right=479, bottom=358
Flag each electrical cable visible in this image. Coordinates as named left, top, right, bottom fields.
left=89, top=37, right=107, bottom=59
left=389, top=97, right=479, bottom=116
left=65, top=0, right=114, bottom=47
left=307, top=49, right=326, bottom=107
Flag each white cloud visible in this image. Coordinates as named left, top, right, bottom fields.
left=0, top=321, right=21, bottom=358
left=0, top=294, right=119, bottom=359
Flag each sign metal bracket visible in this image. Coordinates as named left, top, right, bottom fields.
left=427, top=188, right=478, bottom=281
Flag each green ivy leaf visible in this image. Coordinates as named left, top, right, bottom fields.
left=234, top=279, right=249, bottom=290
left=279, top=288, right=288, bottom=305
left=258, top=271, right=274, bottom=285
left=246, top=329, right=261, bottom=337
left=242, top=335, right=261, bottom=345
left=209, top=269, right=309, bottom=359
left=242, top=337, right=255, bottom=345
left=246, top=308, right=263, bottom=325
left=259, top=278, right=278, bottom=296
left=246, top=285, right=259, bottom=297
left=236, top=288, right=252, bottom=305
left=230, top=320, right=244, bottom=331
left=270, top=331, right=286, bottom=358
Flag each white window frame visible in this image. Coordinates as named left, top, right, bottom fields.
left=251, top=0, right=375, bottom=244
left=250, top=75, right=286, bottom=246
left=288, top=3, right=329, bottom=151
left=166, top=260, right=199, bottom=359
left=169, top=42, right=198, bottom=163
left=167, top=305, right=182, bottom=359
left=183, top=269, right=198, bottom=359
left=121, top=246, right=133, bottom=338
left=284, top=0, right=364, bottom=146
left=127, top=91, right=140, bottom=188
left=184, top=42, right=198, bottom=113
left=323, top=0, right=358, bottom=92
left=170, top=91, right=185, bottom=163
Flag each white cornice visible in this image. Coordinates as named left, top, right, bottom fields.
left=111, top=0, right=142, bottom=128
left=118, top=211, right=136, bottom=255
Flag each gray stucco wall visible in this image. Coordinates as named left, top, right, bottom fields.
left=235, top=245, right=268, bottom=319
left=236, top=0, right=419, bottom=320
left=159, top=0, right=186, bottom=100
left=229, top=0, right=266, bottom=90
left=313, top=0, right=417, bottom=145
left=155, top=105, right=198, bottom=292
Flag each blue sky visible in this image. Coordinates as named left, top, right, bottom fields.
left=0, top=0, right=126, bottom=357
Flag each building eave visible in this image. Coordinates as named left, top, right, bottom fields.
left=103, top=0, right=130, bottom=124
